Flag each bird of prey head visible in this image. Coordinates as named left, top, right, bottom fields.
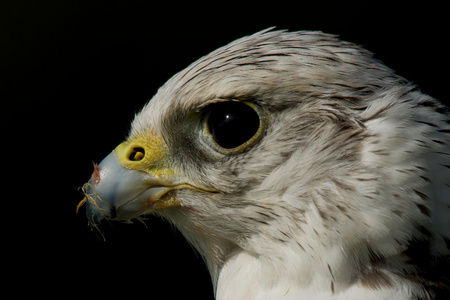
left=80, top=29, right=450, bottom=299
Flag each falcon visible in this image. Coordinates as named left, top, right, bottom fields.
left=80, top=29, right=450, bottom=299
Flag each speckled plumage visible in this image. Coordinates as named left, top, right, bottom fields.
left=96, top=29, right=450, bottom=299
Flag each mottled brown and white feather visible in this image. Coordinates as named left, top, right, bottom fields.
left=131, top=29, right=450, bottom=299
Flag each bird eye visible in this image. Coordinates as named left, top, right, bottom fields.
left=204, top=101, right=265, bottom=153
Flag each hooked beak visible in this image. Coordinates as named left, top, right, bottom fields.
left=79, top=132, right=211, bottom=226
left=81, top=151, right=177, bottom=225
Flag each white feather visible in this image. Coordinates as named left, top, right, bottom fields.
left=130, top=29, right=450, bottom=299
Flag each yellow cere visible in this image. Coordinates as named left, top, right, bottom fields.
left=114, top=131, right=171, bottom=175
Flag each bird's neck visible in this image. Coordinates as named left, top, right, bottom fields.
left=215, top=250, right=414, bottom=300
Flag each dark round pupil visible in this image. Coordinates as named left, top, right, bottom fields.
left=207, top=101, right=260, bottom=149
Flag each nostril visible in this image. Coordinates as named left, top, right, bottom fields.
left=129, top=147, right=145, bottom=161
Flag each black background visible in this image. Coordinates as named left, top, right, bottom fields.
left=2, top=1, right=447, bottom=299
